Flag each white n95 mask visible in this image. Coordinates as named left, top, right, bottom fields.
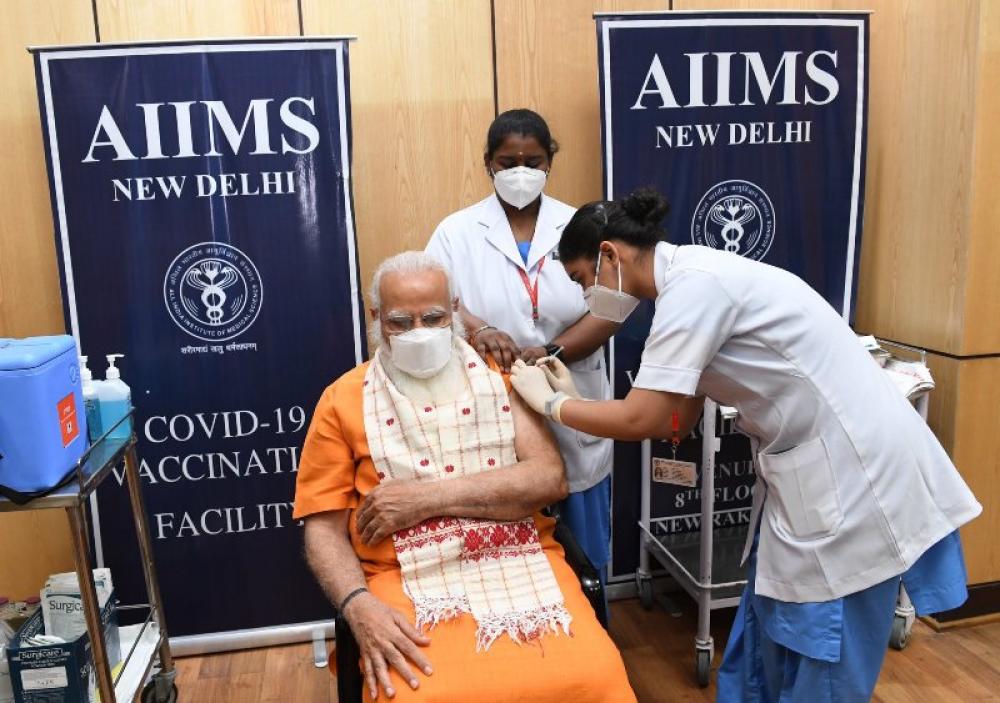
left=389, top=327, right=453, bottom=379
left=493, top=166, right=547, bottom=209
left=585, top=253, right=640, bottom=323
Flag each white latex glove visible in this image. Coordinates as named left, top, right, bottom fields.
left=510, top=359, right=558, bottom=416
left=537, top=356, right=581, bottom=399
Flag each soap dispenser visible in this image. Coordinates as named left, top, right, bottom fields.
left=79, top=356, right=102, bottom=443
left=97, top=353, right=132, bottom=440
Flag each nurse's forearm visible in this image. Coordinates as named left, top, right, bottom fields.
left=557, top=389, right=703, bottom=442
left=551, top=314, right=620, bottom=363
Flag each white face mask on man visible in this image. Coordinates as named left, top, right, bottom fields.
left=585, top=249, right=641, bottom=323
left=493, top=166, right=547, bottom=210
left=389, top=327, right=454, bottom=379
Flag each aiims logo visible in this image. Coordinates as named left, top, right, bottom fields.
left=691, top=180, right=775, bottom=261
left=164, top=242, right=262, bottom=341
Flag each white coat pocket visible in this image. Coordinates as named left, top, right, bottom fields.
left=569, top=367, right=609, bottom=449
left=759, top=437, right=843, bottom=541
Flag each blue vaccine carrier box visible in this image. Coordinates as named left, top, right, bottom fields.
left=0, top=336, right=88, bottom=495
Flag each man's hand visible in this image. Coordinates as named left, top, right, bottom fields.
left=357, top=480, right=433, bottom=545
left=344, top=593, right=433, bottom=700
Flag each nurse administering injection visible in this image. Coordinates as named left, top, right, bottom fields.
left=512, top=187, right=981, bottom=702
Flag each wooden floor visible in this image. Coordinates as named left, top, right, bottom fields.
left=174, top=599, right=1000, bottom=702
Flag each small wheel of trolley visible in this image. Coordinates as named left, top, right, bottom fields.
left=695, top=648, right=712, bottom=687
left=141, top=681, right=178, bottom=703
left=635, top=573, right=654, bottom=610
left=888, top=614, right=909, bottom=651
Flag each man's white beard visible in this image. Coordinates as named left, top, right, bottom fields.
left=378, top=319, right=470, bottom=405
left=382, top=342, right=469, bottom=405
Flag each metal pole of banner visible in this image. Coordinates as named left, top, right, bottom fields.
left=169, top=621, right=337, bottom=657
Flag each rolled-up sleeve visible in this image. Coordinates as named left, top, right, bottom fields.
left=292, top=383, right=359, bottom=520
left=633, top=269, right=738, bottom=396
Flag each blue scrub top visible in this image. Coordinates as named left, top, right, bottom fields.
left=749, top=530, right=968, bottom=663
left=516, top=240, right=531, bottom=264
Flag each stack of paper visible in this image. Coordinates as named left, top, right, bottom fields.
left=882, top=358, right=935, bottom=399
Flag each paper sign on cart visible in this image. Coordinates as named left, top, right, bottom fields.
left=652, top=458, right=698, bottom=487
left=21, top=667, right=68, bottom=691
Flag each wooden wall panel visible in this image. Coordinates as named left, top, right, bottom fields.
left=301, top=0, right=495, bottom=305
left=963, top=1, right=1000, bottom=355
left=0, top=0, right=96, bottom=598
left=95, top=0, right=299, bottom=42
left=925, top=354, right=1000, bottom=585
left=0, top=0, right=96, bottom=339
left=0, top=511, right=81, bottom=600
left=494, top=0, right=666, bottom=208
left=671, top=0, right=982, bottom=356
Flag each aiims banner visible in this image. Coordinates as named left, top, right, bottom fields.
left=33, top=39, right=364, bottom=644
left=596, top=13, right=869, bottom=579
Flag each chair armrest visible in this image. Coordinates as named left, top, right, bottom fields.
left=550, top=512, right=608, bottom=628
left=334, top=610, right=364, bottom=703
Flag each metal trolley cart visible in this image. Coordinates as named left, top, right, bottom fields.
left=635, top=398, right=746, bottom=687
left=0, top=412, right=177, bottom=702
left=876, top=339, right=934, bottom=652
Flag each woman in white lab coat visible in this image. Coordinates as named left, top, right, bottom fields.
left=425, top=110, right=619, bottom=604
left=511, top=187, right=981, bottom=701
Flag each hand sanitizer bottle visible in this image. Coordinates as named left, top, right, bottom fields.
left=80, top=356, right=103, bottom=443
left=97, top=354, right=132, bottom=440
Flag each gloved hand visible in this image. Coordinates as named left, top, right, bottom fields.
left=537, top=356, right=581, bottom=399
left=510, top=359, right=558, bottom=416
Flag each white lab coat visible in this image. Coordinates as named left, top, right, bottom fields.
left=426, top=193, right=613, bottom=493
left=633, top=242, right=981, bottom=603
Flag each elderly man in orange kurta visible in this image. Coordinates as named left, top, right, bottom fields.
left=293, top=251, right=635, bottom=702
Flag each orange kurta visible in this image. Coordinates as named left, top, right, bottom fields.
left=294, top=361, right=636, bottom=703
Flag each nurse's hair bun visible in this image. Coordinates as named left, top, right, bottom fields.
left=620, top=187, right=670, bottom=227
left=559, top=186, right=670, bottom=262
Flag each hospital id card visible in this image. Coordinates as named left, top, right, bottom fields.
left=652, top=458, right=698, bottom=487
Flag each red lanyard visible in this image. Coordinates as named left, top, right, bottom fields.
left=671, top=410, right=680, bottom=459
left=516, top=257, right=545, bottom=321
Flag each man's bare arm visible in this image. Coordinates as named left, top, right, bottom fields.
left=304, top=510, right=368, bottom=606
left=304, top=511, right=432, bottom=700
left=423, top=391, right=568, bottom=518
left=355, top=392, right=568, bottom=544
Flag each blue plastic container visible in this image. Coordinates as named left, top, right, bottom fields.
left=0, top=336, right=87, bottom=494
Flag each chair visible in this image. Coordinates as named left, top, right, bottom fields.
left=333, top=513, right=606, bottom=703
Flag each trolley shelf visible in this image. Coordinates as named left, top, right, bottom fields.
left=641, top=522, right=747, bottom=607
left=0, top=434, right=131, bottom=513
left=115, top=621, right=163, bottom=702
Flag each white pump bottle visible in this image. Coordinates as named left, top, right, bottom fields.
left=96, top=353, right=132, bottom=440
left=79, top=356, right=103, bottom=442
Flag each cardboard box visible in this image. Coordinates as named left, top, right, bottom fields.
left=6, top=594, right=118, bottom=703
